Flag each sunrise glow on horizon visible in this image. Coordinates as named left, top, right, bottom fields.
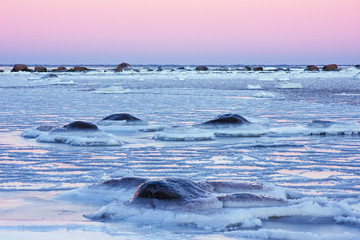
left=1, top=0, right=359, bottom=65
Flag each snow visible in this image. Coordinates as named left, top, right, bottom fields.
left=1, top=65, right=360, bottom=239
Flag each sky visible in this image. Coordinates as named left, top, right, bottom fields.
left=0, top=0, right=359, bottom=65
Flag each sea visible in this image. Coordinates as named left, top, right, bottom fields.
left=0, top=64, right=360, bottom=239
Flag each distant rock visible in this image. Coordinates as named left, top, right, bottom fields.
left=52, top=66, right=67, bottom=72
left=0, top=70, right=4, bottom=73
left=253, top=67, right=263, bottom=71
left=305, top=65, right=320, bottom=71
left=34, top=66, right=47, bottom=72
left=355, top=65, right=360, bottom=69
left=115, top=62, right=131, bottom=72
left=195, top=66, right=209, bottom=71
left=177, top=66, right=185, bottom=70
left=322, top=64, right=339, bottom=71
left=11, top=64, right=31, bottom=72
left=244, top=66, right=252, bottom=71
left=156, top=66, right=163, bottom=72
left=68, top=66, right=90, bottom=72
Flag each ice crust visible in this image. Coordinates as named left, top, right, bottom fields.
left=1, top=65, right=360, bottom=239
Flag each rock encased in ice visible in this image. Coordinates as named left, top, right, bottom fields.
left=86, top=177, right=292, bottom=215
left=98, top=113, right=145, bottom=125
left=57, top=121, right=99, bottom=131
left=199, top=114, right=251, bottom=128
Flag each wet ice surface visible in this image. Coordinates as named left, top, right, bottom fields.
left=1, top=66, right=360, bottom=239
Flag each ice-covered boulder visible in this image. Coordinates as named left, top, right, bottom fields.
left=98, top=113, right=145, bottom=125
left=11, top=64, right=31, bottom=72
left=199, top=114, right=251, bottom=127
left=115, top=62, right=131, bottom=72
left=322, top=64, right=339, bottom=71
left=355, top=65, right=360, bottom=69
left=56, top=121, right=99, bottom=131
left=305, top=65, right=319, bottom=71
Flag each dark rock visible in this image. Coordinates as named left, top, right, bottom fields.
left=34, top=66, right=47, bottom=72
left=355, top=65, right=360, bottom=69
left=305, top=65, right=319, bottom=71
left=244, top=66, right=252, bottom=71
left=0, top=70, right=4, bottom=73
left=200, top=113, right=251, bottom=127
left=322, top=64, right=339, bottom=71
left=156, top=66, right=163, bottom=72
left=177, top=66, right=185, bottom=70
left=115, top=62, right=131, bottom=72
left=11, top=64, right=31, bottom=72
left=133, top=178, right=208, bottom=200
left=146, top=68, right=154, bottom=72
left=253, top=67, right=263, bottom=71
left=62, top=121, right=98, bottom=131
left=68, top=66, right=90, bottom=72
left=195, top=66, right=209, bottom=71
left=101, top=113, right=142, bottom=122
left=52, top=66, right=67, bottom=72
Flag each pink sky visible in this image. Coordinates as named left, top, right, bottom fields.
left=1, top=0, right=359, bottom=64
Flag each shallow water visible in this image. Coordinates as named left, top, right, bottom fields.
left=0, top=66, right=360, bottom=239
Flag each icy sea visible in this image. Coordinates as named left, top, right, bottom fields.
left=0, top=65, right=360, bottom=240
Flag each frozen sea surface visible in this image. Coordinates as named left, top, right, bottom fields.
left=0, top=65, right=360, bottom=239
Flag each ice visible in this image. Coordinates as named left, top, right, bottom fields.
left=92, top=86, right=131, bottom=94
left=252, top=91, right=276, bottom=98
left=276, top=82, right=303, bottom=89
left=36, top=130, right=122, bottom=146
left=154, top=127, right=215, bottom=141
left=1, top=65, right=360, bottom=239
left=210, top=124, right=268, bottom=137
left=247, top=84, right=262, bottom=90
left=258, top=75, right=275, bottom=81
